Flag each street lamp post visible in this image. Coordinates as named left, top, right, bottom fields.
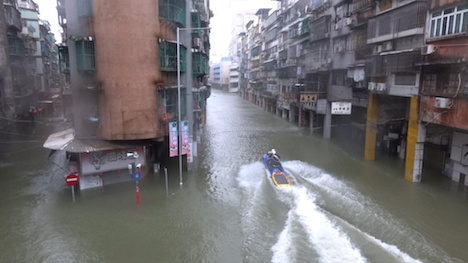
left=176, top=26, right=210, bottom=186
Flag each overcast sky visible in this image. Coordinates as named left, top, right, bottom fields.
left=34, top=0, right=279, bottom=62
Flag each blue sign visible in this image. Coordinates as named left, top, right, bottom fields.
left=132, top=171, right=142, bottom=181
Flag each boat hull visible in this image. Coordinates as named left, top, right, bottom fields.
left=263, top=154, right=290, bottom=187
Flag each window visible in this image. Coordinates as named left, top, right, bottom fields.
left=394, top=73, right=417, bottom=86
left=75, top=40, right=96, bottom=72
left=430, top=5, right=468, bottom=38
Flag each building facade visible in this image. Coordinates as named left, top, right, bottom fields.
left=233, top=0, right=468, bottom=185
left=49, top=0, right=211, bottom=189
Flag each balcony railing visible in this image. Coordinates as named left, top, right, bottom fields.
left=75, top=40, right=96, bottom=73
left=159, top=40, right=187, bottom=72
left=58, top=45, right=70, bottom=74
left=193, top=52, right=208, bottom=76
left=8, top=36, right=24, bottom=57
left=4, top=4, right=21, bottom=31
left=159, top=0, right=186, bottom=27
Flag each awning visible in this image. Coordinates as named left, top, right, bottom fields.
left=43, top=128, right=144, bottom=153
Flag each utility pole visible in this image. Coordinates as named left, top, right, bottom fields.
left=0, top=0, right=14, bottom=119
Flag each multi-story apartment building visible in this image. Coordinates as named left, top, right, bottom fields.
left=418, top=0, right=468, bottom=184
left=236, top=0, right=468, bottom=184
left=1, top=0, right=60, bottom=121
left=229, top=62, right=239, bottom=93
left=47, top=0, right=211, bottom=189
left=209, top=57, right=231, bottom=91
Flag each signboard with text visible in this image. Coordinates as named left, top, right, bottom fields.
left=181, top=120, right=190, bottom=155
left=332, top=102, right=352, bottom=115
left=169, top=121, right=178, bottom=157
left=80, top=147, right=145, bottom=175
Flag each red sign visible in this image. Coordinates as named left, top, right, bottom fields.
left=65, top=173, right=79, bottom=186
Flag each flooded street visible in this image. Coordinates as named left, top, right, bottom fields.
left=1, top=89, right=468, bottom=262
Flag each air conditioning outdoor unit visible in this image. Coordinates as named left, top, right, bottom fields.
left=434, top=97, right=450, bottom=108
left=345, top=17, right=353, bottom=26
left=376, top=83, right=386, bottom=91
left=422, top=44, right=437, bottom=55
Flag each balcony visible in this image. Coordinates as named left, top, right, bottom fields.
left=75, top=40, right=96, bottom=73
left=367, top=1, right=426, bottom=44
left=159, top=40, right=187, bottom=72
left=4, top=4, right=21, bottom=31
left=193, top=52, right=208, bottom=76
left=8, top=36, right=24, bottom=57
left=58, top=45, right=70, bottom=74
left=310, top=16, right=331, bottom=42
left=159, top=0, right=186, bottom=27
left=158, top=89, right=186, bottom=124
left=191, top=12, right=201, bottom=36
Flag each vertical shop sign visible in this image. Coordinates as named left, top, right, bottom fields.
left=181, top=120, right=190, bottom=155
left=169, top=121, right=178, bottom=157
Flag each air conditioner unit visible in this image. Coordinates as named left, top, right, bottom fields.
left=368, top=82, right=376, bottom=90
left=434, top=97, right=450, bottom=108
left=422, top=44, right=436, bottom=55
left=335, top=23, right=340, bottom=30
left=345, top=17, right=353, bottom=26
left=376, top=83, right=386, bottom=91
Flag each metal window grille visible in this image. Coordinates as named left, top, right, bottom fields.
left=159, top=0, right=186, bottom=27
left=58, top=46, right=69, bottom=73
left=159, top=41, right=186, bottom=72
left=75, top=40, right=96, bottom=72
left=158, top=89, right=186, bottom=119
left=8, top=36, right=24, bottom=56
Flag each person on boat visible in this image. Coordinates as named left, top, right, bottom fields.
left=267, top=149, right=281, bottom=170
left=267, top=149, right=281, bottom=159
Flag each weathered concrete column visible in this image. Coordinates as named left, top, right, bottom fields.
left=298, top=108, right=304, bottom=127
left=323, top=102, right=331, bottom=139
left=365, top=93, right=378, bottom=160
left=289, top=106, right=295, bottom=123
left=405, top=97, right=424, bottom=182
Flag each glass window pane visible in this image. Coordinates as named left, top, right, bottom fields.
left=448, top=15, right=454, bottom=34
left=463, top=12, right=468, bottom=32
left=430, top=20, right=435, bottom=37
left=436, top=18, right=441, bottom=36
left=455, top=14, right=461, bottom=33
left=442, top=17, right=447, bottom=35
left=432, top=11, right=441, bottom=17
left=458, top=5, right=468, bottom=11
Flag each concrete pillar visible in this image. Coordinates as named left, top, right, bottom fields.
left=365, top=93, right=378, bottom=160
left=405, top=97, right=424, bottom=182
left=298, top=108, right=304, bottom=127
left=323, top=102, right=331, bottom=139
left=309, top=111, right=314, bottom=133
left=289, top=106, right=295, bottom=123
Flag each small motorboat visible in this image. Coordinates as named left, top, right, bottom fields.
left=262, top=149, right=290, bottom=187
